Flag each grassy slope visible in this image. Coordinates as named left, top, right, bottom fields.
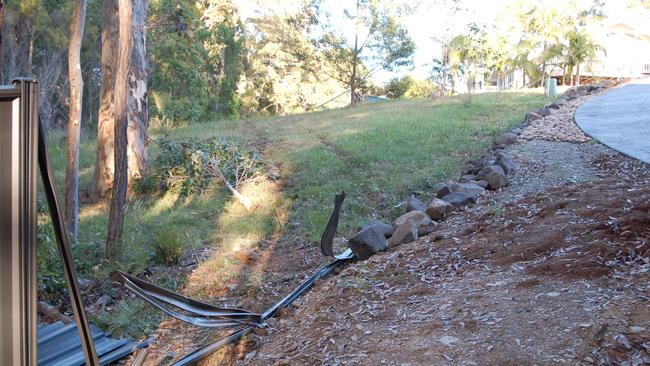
left=40, top=91, right=548, bottom=334
left=171, top=91, right=548, bottom=239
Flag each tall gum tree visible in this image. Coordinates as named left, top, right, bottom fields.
left=93, top=0, right=148, bottom=199
left=106, top=0, right=132, bottom=259
left=65, top=0, right=88, bottom=242
left=319, top=0, right=415, bottom=105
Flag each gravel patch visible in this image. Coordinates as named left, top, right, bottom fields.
left=491, top=140, right=613, bottom=203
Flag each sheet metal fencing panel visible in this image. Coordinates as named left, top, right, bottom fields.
left=0, top=80, right=39, bottom=366
left=0, top=79, right=102, bottom=365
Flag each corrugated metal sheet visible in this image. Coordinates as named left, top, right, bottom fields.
left=37, top=321, right=150, bottom=366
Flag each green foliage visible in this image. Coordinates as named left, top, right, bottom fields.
left=148, top=0, right=209, bottom=123
left=151, top=228, right=183, bottom=265
left=385, top=76, right=435, bottom=99
left=385, top=76, right=413, bottom=99
left=318, top=0, right=415, bottom=101
left=36, top=219, right=67, bottom=304
left=565, top=28, right=606, bottom=71
left=94, top=299, right=161, bottom=338
left=149, top=137, right=264, bottom=195
left=148, top=0, right=245, bottom=123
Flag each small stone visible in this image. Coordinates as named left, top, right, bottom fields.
left=361, top=220, right=393, bottom=238
left=426, top=198, right=453, bottom=221
left=351, top=335, right=358, bottom=341
left=254, top=327, right=268, bottom=336
left=347, top=226, right=387, bottom=260
left=629, top=326, right=646, bottom=333
left=406, top=194, right=427, bottom=212
left=393, top=210, right=432, bottom=228
left=439, top=335, right=459, bottom=346
left=546, top=292, right=561, bottom=297
left=388, top=221, right=418, bottom=248
left=496, top=152, right=517, bottom=175
left=485, top=171, right=508, bottom=189
left=441, top=192, right=476, bottom=207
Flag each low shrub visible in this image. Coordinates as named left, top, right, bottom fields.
left=148, top=136, right=265, bottom=196
left=151, top=228, right=183, bottom=266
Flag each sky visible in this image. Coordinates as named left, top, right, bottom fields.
left=237, top=0, right=626, bottom=85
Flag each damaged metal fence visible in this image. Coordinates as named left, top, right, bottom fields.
left=121, top=192, right=355, bottom=364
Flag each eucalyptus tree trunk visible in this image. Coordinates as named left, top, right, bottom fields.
left=93, top=0, right=118, bottom=199
left=106, top=0, right=132, bottom=260
left=93, top=0, right=148, bottom=199
left=349, top=0, right=360, bottom=106
left=126, top=0, right=148, bottom=181
left=0, top=0, right=4, bottom=82
left=65, top=0, right=87, bottom=242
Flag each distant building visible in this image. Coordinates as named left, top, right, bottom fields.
left=584, top=6, right=650, bottom=79
left=493, top=6, right=650, bottom=89
left=362, top=95, right=390, bottom=103
left=544, top=6, right=650, bottom=82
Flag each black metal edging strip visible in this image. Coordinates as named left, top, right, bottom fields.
left=117, top=191, right=354, bottom=364
left=38, top=113, right=100, bottom=365
left=118, top=272, right=260, bottom=321
left=122, top=277, right=254, bottom=328
left=171, top=252, right=353, bottom=365
left=171, top=326, right=255, bottom=366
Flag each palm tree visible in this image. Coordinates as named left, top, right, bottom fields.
left=565, top=29, right=605, bottom=85
left=431, top=37, right=465, bottom=96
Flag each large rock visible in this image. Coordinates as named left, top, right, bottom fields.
left=348, top=226, right=387, bottom=260
left=426, top=198, right=453, bottom=221
left=496, top=152, right=517, bottom=175
left=524, top=111, right=542, bottom=125
left=459, top=174, right=477, bottom=183
left=476, top=165, right=505, bottom=181
left=494, top=132, right=518, bottom=146
left=361, top=220, right=393, bottom=239
left=485, top=170, right=509, bottom=190
left=406, top=195, right=427, bottom=212
left=461, top=162, right=480, bottom=175
left=436, top=182, right=486, bottom=199
left=457, top=182, right=486, bottom=197
left=436, top=184, right=453, bottom=198
left=441, top=192, right=477, bottom=207
left=536, top=107, right=553, bottom=117
left=418, top=222, right=437, bottom=236
left=387, top=221, right=418, bottom=248
left=393, top=210, right=432, bottom=228
left=461, top=155, right=491, bottom=175
left=471, top=180, right=489, bottom=189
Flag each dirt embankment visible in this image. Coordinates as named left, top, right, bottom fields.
left=248, top=152, right=649, bottom=366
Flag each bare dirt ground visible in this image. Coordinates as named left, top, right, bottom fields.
left=248, top=147, right=650, bottom=366
left=142, top=88, right=650, bottom=365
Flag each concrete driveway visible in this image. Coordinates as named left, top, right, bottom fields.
left=575, top=78, right=650, bottom=163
